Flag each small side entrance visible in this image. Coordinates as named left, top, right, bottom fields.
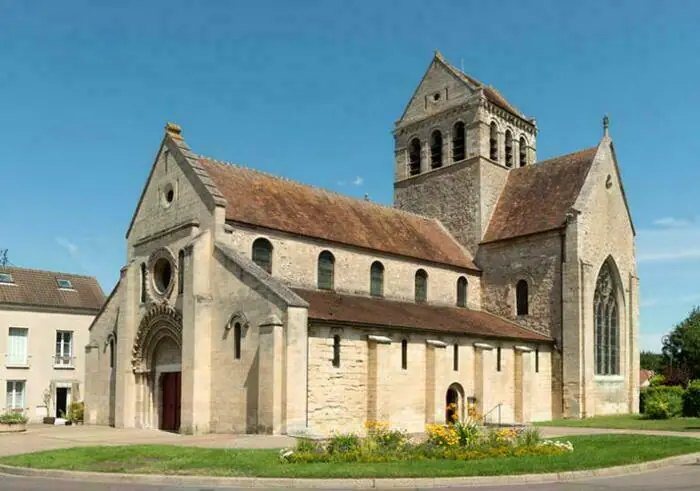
left=445, top=383, right=465, bottom=424
left=55, top=387, right=71, bottom=418
left=160, top=372, right=181, bottom=432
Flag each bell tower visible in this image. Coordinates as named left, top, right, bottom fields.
left=393, top=51, right=538, bottom=255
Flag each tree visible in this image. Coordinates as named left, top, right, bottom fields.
left=640, top=350, right=663, bottom=372
left=661, top=306, right=700, bottom=383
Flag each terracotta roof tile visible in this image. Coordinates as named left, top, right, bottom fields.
left=483, top=147, right=597, bottom=243
left=200, top=158, right=477, bottom=270
left=0, top=267, right=105, bottom=312
left=294, top=288, right=550, bottom=342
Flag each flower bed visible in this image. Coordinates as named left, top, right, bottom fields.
left=0, top=411, right=28, bottom=433
left=280, top=419, right=573, bottom=464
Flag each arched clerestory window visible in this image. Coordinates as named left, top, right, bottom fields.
left=489, top=122, right=498, bottom=161
left=519, top=137, right=527, bottom=167
left=370, top=261, right=384, bottom=297
left=505, top=130, right=513, bottom=168
left=594, top=261, right=620, bottom=375
left=516, top=280, right=529, bottom=315
left=457, top=276, right=468, bottom=307
left=252, top=238, right=273, bottom=274
left=317, top=251, right=335, bottom=290
left=409, top=138, right=421, bottom=176
left=430, top=130, right=443, bottom=169
left=415, top=269, right=428, bottom=303
left=452, top=122, right=466, bottom=162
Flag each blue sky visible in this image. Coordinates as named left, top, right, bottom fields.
left=1, top=0, right=698, bottom=352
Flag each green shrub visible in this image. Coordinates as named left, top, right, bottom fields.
left=683, top=380, right=700, bottom=417
left=642, top=385, right=685, bottom=417
left=649, top=374, right=666, bottom=387
left=645, top=398, right=672, bottom=419
left=0, top=411, right=28, bottom=424
left=68, top=401, right=84, bottom=423
left=326, top=433, right=361, bottom=455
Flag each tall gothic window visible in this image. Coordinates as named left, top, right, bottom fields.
left=317, top=251, right=335, bottom=290
left=519, top=136, right=527, bottom=166
left=516, top=280, right=529, bottom=315
left=595, top=262, right=620, bottom=375
left=489, top=122, right=498, bottom=161
left=452, top=122, right=466, bottom=162
left=409, top=138, right=421, bottom=176
left=505, top=130, right=513, bottom=168
left=370, top=261, right=384, bottom=297
left=177, top=250, right=185, bottom=294
left=140, top=263, right=146, bottom=303
left=252, top=238, right=273, bottom=274
left=332, top=335, right=341, bottom=368
left=456, top=276, right=468, bottom=307
left=415, top=269, right=428, bottom=303
left=430, top=130, right=443, bottom=169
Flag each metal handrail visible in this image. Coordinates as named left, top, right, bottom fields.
left=482, top=402, right=503, bottom=427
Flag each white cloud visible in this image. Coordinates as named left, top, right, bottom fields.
left=55, top=237, right=78, bottom=256
left=640, top=298, right=659, bottom=308
left=352, top=176, right=364, bottom=186
left=637, top=224, right=700, bottom=263
left=653, top=217, right=692, bottom=228
left=336, top=181, right=345, bottom=186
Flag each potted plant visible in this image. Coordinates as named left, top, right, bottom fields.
left=0, top=410, right=28, bottom=433
left=69, top=401, right=84, bottom=425
left=41, top=387, right=55, bottom=424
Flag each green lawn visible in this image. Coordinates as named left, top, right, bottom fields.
left=1, top=435, right=700, bottom=478
left=535, top=414, right=700, bottom=432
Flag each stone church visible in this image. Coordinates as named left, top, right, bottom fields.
left=85, top=51, right=639, bottom=435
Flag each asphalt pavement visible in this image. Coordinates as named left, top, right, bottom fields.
left=2, top=463, right=700, bottom=491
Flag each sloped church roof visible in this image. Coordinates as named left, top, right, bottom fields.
left=200, top=158, right=478, bottom=270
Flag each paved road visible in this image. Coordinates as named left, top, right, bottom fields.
left=2, top=463, right=700, bottom=491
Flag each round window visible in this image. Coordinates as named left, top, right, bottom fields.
left=153, top=257, right=173, bottom=294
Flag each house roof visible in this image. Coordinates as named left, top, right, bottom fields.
left=200, top=158, right=478, bottom=270
left=483, top=147, right=597, bottom=243
left=293, top=288, right=551, bottom=342
left=0, top=267, right=105, bottom=313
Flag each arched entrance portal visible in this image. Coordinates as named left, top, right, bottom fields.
left=132, top=304, right=182, bottom=432
left=445, top=383, right=465, bottom=424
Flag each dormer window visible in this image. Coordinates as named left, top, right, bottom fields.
left=0, top=273, right=13, bottom=284
left=57, top=278, right=73, bottom=289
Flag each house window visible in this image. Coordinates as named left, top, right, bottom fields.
left=505, top=130, right=513, bottom=168
left=234, top=322, right=242, bottom=360
left=252, top=238, right=273, bottom=274
left=56, top=278, right=73, bottom=289
left=370, top=261, right=384, bottom=297
left=489, top=122, right=498, bottom=161
left=452, top=122, right=466, bottom=162
left=317, top=251, right=335, bottom=290
left=594, top=261, right=620, bottom=375
left=332, top=335, right=341, bottom=368
left=140, top=263, right=146, bottom=303
left=178, top=250, right=185, bottom=294
left=7, top=327, right=28, bottom=366
left=453, top=343, right=459, bottom=371
left=401, top=339, right=408, bottom=370
left=456, top=276, right=468, bottom=307
left=5, top=381, right=25, bottom=410
left=430, top=130, right=443, bottom=169
left=55, top=331, right=73, bottom=366
left=414, top=269, right=428, bottom=303
left=497, top=346, right=502, bottom=372
left=409, top=138, right=422, bottom=176
left=516, top=280, right=529, bottom=315
left=0, top=272, right=14, bottom=284
left=519, top=137, right=527, bottom=166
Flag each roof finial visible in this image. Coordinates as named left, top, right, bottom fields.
left=165, top=122, right=183, bottom=140
left=602, top=114, right=609, bottom=137
left=364, top=193, right=370, bottom=202
left=434, top=48, right=443, bottom=59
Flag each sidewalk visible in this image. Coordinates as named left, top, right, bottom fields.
left=538, top=425, right=700, bottom=439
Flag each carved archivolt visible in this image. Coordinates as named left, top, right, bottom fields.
left=131, top=303, right=182, bottom=373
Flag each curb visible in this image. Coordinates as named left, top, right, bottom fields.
left=1, top=452, right=700, bottom=488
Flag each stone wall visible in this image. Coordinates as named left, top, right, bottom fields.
left=85, top=283, right=121, bottom=426
left=224, top=224, right=481, bottom=310
left=306, top=324, right=552, bottom=435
